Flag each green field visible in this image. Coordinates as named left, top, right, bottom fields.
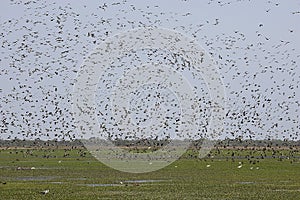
left=0, top=148, right=300, bottom=200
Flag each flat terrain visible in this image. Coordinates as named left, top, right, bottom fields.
left=0, top=148, right=300, bottom=200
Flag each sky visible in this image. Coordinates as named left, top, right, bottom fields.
left=0, top=0, right=299, bottom=141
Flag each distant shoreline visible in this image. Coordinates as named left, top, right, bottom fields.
left=0, top=138, right=299, bottom=150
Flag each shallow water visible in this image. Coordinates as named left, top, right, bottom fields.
left=237, top=181, right=255, bottom=184
left=274, top=189, right=300, bottom=192
left=78, top=183, right=122, bottom=187
left=77, top=179, right=169, bottom=187
left=123, top=179, right=168, bottom=183
left=50, top=181, right=64, bottom=184
left=14, top=176, right=60, bottom=181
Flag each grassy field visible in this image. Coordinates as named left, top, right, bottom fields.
left=0, top=148, right=300, bottom=200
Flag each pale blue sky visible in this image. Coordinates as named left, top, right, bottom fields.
left=0, top=0, right=299, bottom=141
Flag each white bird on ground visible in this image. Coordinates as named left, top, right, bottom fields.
left=40, top=190, right=49, bottom=195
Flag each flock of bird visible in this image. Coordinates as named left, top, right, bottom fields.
left=0, top=0, right=299, bottom=148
